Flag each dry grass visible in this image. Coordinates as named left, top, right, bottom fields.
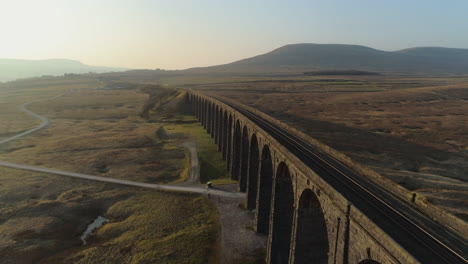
left=0, top=78, right=221, bottom=263
left=0, top=167, right=218, bottom=264
left=0, top=89, right=187, bottom=184
left=0, top=76, right=100, bottom=141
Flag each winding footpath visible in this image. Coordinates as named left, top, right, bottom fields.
left=0, top=94, right=243, bottom=198
left=0, top=102, right=49, bottom=145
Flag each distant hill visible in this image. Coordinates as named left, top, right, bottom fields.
left=194, top=44, right=468, bottom=74
left=0, top=59, right=128, bottom=82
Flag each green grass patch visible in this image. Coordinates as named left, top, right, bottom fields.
left=209, top=178, right=238, bottom=185
left=171, top=147, right=191, bottom=184
left=161, top=115, right=231, bottom=184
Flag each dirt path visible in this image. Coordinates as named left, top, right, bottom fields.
left=0, top=92, right=64, bottom=145
left=180, top=140, right=267, bottom=262
left=0, top=160, right=243, bottom=198
left=211, top=185, right=267, bottom=264
left=0, top=103, right=49, bottom=145
left=179, top=141, right=201, bottom=186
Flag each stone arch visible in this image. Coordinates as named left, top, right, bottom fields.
left=213, top=105, right=218, bottom=140
left=239, top=125, right=249, bottom=192
left=216, top=106, right=221, bottom=149
left=198, top=97, right=202, bottom=120
left=199, top=98, right=204, bottom=122
left=195, top=97, right=199, bottom=119
left=270, top=162, right=295, bottom=264
left=209, top=103, right=215, bottom=137
left=247, top=134, right=259, bottom=210
left=293, top=189, right=329, bottom=264
left=212, top=105, right=217, bottom=139
left=217, top=107, right=223, bottom=151
left=222, top=111, right=228, bottom=160
left=197, top=98, right=203, bottom=123
left=226, top=114, right=233, bottom=171
left=208, top=102, right=212, bottom=133
left=358, top=260, right=381, bottom=264
left=216, top=105, right=221, bottom=143
left=232, top=119, right=242, bottom=180
left=192, top=95, right=196, bottom=117
left=216, top=107, right=221, bottom=151
left=256, top=145, right=273, bottom=234
left=207, top=102, right=211, bottom=134
left=207, top=102, right=212, bottom=134
left=199, top=99, right=203, bottom=125
left=203, top=99, right=210, bottom=130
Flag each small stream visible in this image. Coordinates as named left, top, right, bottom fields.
left=80, top=216, right=108, bottom=245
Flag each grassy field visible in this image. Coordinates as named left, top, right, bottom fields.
left=0, top=167, right=218, bottom=264
left=0, top=76, right=102, bottom=141
left=0, top=89, right=188, bottom=184
left=0, top=78, right=223, bottom=263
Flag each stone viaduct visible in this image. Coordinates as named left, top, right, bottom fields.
left=185, top=91, right=462, bottom=264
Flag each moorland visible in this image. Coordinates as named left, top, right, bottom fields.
left=0, top=77, right=232, bottom=264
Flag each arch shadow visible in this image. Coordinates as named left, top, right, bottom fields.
left=247, top=134, right=259, bottom=210
left=239, top=126, right=249, bottom=192
left=256, top=145, right=273, bottom=235
left=270, top=162, right=294, bottom=264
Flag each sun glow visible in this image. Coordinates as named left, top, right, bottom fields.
left=0, top=0, right=467, bottom=69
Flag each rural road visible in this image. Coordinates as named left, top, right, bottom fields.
left=0, top=94, right=243, bottom=199
left=179, top=141, right=201, bottom=186
left=0, top=160, right=242, bottom=198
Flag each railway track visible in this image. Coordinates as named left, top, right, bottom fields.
left=214, top=96, right=467, bottom=264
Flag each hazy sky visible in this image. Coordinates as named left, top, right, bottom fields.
left=1, top=0, right=467, bottom=69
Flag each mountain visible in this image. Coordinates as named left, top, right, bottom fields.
left=198, top=44, right=468, bottom=74
left=0, top=59, right=128, bottom=82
